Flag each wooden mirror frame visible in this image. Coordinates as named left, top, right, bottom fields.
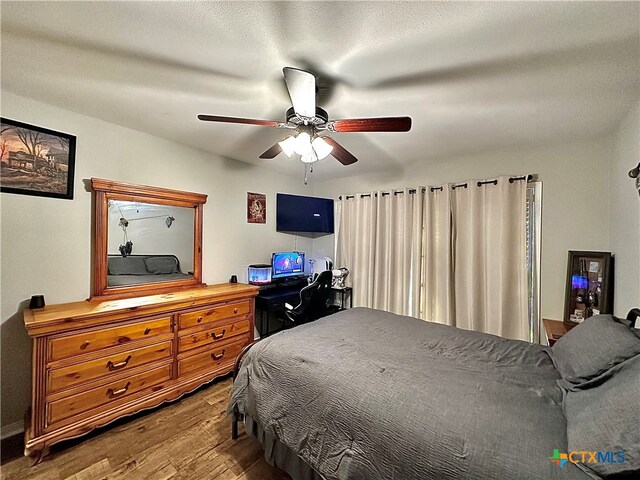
left=91, top=178, right=207, bottom=299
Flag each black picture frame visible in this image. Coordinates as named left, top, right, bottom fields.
left=564, top=250, right=614, bottom=324
left=0, top=117, right=76, bottom=200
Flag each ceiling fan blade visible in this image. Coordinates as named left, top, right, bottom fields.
left=283, top=67, right=316, bottom=118
left=198, top=114, right=279, bottom=127
left=323, top=137, right=358, bottom=166
left=327, top=117, right=412, bottom=133
left=259, top=144, right=282, bottom=159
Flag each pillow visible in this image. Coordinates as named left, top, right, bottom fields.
left=108, top=256, right=148, bottom=275
left=565, top=355, right=640, bottom=478
left=145, top=256, right=179, bottom=274
left=551, top=314, right=640, bottom=385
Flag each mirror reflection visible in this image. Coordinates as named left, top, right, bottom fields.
left=107, top=200, right=195, bottom=287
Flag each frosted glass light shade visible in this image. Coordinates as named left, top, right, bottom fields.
left=312, top=137, right=333, bottom=160
left=293, top=132, right=313, bottom=155
left=278, top=136, right=296, bottom=157
left=300, top=151, right=318, bottom=163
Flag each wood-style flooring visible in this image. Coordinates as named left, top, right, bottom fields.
left=1, top=377, right=290, bottom=480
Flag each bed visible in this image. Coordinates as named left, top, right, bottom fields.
left=107, top=254, right=192, bottom=286
left=229, top=307, right=640, bottom=480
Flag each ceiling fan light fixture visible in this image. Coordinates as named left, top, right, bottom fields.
left=293, top=132, right=313, bottom=155
left=300, top=151, right=318, bottom=164
left=278, top=136, right=297, bottom=157
left=312, top=136, right=333, bottom=160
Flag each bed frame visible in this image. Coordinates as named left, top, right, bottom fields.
left=231, top=339, right=261, bottom=439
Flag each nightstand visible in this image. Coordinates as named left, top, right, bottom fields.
left=332, top=286, right=353, bottom=310
left=543, top=318, right=576, bottom=346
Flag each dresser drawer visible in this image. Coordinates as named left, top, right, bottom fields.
left=178, top=318, right=250, bottom=353
left=178, top=337, right=247, bottom=378
left=178, top=301, right=250, bottom=331
left=48, top=340, right=172, bottom=393
left=47, top=363, right=172, bottom=426
left=48, top=316, right=172, bottom=361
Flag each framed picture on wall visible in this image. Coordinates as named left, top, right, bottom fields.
left=247, top=192, right=266, bottom=224
left=564, top=250, right=614, bottom=324
left=0, top=117, right=76, bottom=200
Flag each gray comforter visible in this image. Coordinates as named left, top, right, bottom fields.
left=229, top=307, right=594, bottom=480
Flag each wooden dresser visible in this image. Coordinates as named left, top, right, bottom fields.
left=23, top=283, right=258, bottom=462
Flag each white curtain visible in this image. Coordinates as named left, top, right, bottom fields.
left=337, top=189, right=422, bottom=316
left=420, top=185, right=454, bottom=326
left=336, top=194, right=377, bottom=308
left=451, top=176, right=528, bottom=340
left=337, top=175, right=530, bottom=341
left=373, top=189, right=423, bottom=317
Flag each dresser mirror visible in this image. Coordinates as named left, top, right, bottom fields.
left=91, top=178, right=207, bottom=299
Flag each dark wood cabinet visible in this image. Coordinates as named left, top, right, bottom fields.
left=564, top=251, right=614, bottom=323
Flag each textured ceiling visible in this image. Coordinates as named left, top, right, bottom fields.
left=1, top=1, right=639, bottom=180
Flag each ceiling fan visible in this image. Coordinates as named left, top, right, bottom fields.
left=198, top=67, right=412, bottom=168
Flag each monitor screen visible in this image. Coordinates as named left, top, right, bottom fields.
left=272, top=251, right=305, bottom=279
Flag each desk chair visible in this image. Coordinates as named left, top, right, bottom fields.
left=284, top=270, right=339, bottom=326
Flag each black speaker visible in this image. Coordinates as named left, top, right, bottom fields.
left=29, top=295, right=45, bottom=309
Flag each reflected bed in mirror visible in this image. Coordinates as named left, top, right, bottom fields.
left=91, top=178, right=207, bottom=299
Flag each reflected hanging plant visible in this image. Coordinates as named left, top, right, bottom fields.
left=118, top=241, right=133, bottom=257
left=629, top=163, right=640, bottom=198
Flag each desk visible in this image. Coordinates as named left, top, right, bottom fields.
left=255, top=284, right=305, bottom=337
left=255, top=283, right=354, bottom=338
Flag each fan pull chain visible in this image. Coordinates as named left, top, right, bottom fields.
left=304, top=164, right=309, bottom=185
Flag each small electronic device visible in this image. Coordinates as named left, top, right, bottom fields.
left=272, top=251, right=305, bottom=280
left=247, top=264, right=272, bottom=285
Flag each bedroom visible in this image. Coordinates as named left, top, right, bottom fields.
left=1, top=1, right=639, bottom=479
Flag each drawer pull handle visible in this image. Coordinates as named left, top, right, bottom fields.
left=211, top=350, right=226, bottom=361
left=233, top=308, right=238, bottom=314
left=197, top=317, right=203, bottom=323
left=144, top=328, right=151, bottom=335
left=80, top=341, right=90, bottom=350
left=107, top=355, right=132, bottom=371
left=211, top=329, right=226, bottom=340
left=107, top=382, right=131, bottom=398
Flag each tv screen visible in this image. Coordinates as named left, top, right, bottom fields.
left=276, top=193, right=334, bottom=233
left=272, top=251, right=305, bottom=279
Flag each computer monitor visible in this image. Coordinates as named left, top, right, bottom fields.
left=271, top=251, right=305, bottom=280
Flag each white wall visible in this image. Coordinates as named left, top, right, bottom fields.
left=312, top=139, right=613, bottom=322
left=0, top=92, right=315, bottom=435
left=610, top=102, right=640, bottom=315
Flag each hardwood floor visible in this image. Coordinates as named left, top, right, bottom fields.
left=1, top=377, right=290, bottom=480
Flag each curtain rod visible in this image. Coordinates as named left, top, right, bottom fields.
left=339, top=174, right=533, bottom=200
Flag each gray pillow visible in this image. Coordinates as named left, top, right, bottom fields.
left=565, top=355, right=640, bottom=478
left=108, top=256, right=148, bottom=275
left=551, top=314, right=640, bottom=385
left=145, top=256, right=179, bottom=274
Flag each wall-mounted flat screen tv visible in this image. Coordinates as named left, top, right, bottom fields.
left=276, top=193, right=334, bottom=234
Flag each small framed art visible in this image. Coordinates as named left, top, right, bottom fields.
left=247, top=192, right=266, bottom=223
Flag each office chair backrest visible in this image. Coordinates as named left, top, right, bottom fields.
left=292, top=270, right=334, bottom=322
